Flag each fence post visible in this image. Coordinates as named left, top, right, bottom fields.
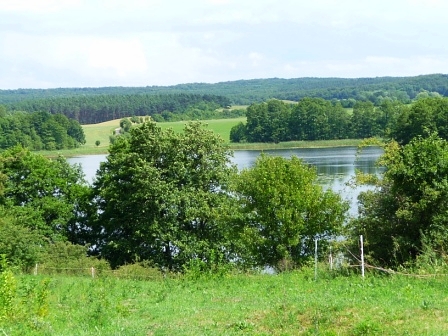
left=34, top=263, right=38, bottom=276
left=329, top=246, right=333, bottom=271
left=314, top=238, right=318, bottom=281
left=360, top=235, right=365, bottom=278
left=91, top=267, right=95, bottom=278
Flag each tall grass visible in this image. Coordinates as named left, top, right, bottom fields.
left=2, top=266, right=448, bottom=335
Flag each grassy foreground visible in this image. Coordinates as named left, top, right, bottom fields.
left=3, top=270, right=448, bottom=335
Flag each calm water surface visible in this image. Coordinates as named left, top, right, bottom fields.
left=68, top=146, right=383, bottom=217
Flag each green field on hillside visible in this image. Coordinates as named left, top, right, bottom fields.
left=39, top=116, right=362, bottom=157
left=3, top=270, right=448, bottom=335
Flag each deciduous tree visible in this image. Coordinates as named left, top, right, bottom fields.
left=91, top=121, right=238, bottom=270
left=234, top=154, right=348, bottom=270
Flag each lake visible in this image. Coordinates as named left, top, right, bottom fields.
left=68, top=146, right=383, bottom=217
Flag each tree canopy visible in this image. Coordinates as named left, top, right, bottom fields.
left=0, top=110, right=85, bottom=150
left=349, top=133, right=448, bottom=266
left=234, top=154, right=348, bottom=269
left=90, top=121, right=238, bottom=270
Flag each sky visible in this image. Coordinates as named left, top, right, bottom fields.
left=1, top=0, right=447, bottom=89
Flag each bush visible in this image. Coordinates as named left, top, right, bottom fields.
left=109, top=261, right=164, bottom=281
left=37, top=241, right=110, bottom=276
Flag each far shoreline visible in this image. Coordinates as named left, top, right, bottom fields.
left=38, top=139, right=368, bottom=158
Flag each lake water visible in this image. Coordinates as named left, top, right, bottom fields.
left=68, top=146, right=383, bottom=217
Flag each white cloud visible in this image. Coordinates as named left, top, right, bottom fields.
left=86, top=38, right=148, bottom=77
left=0, top=0, right=447, bottom=88
left=0, top=0, right=80, bottom=13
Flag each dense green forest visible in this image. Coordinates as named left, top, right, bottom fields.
left=0, top=109, right=85, bottom=150
left=0, top=74, right=446, bottom=125
left=232, top=97, right=448, bottom=143
left=2, top=93, right=235, bottom=124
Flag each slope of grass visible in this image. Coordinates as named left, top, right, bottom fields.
left=3, top=270, right=448, bottom=335
left=39, top=116, right=363, bottom=157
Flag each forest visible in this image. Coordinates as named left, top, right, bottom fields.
left=231, top=97, right=448, bottom=144
left=0, top=74, right=447, bottom=125
left=1, top=93, right=236, bottom=124
left=0, top=108, right=85, bottom=150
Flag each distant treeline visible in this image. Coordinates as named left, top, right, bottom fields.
left=4, top=93, right=234, bottom=124
left=0, top=108, right=85, bottom=150
left=231, top=97, right=448, bottom=144
left=1, top=74, right=447, bottom=107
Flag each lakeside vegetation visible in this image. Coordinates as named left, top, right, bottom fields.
left=38, top=116, right=363, bottom=157
left=2, top=76, right=448, bottom=335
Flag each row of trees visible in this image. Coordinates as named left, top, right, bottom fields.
left=4, top=93, right=234, bottom=124
left=231, top=97, right=448, bottom=144
left=0, top=109, right=85, bottom=150
left=0, top=122, right=347, bottom=272
left=3, top=111, right=448, bottom=272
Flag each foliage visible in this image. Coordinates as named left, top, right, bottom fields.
left=349, top=133, right=448, bottom=267
left=6, top=93, right=232, bottom=124
left=0, top=110, right=85, bottom=150
left=0, top=209, right=44, bottom=271
left=91, top=121, right=239, bottom=271
left=37, top=241, right=111, bottom=276
left=0, top=257, right=51, bottom=332
left=391, top=96, right=448, bottom=145
left=234, top=154, right=348, bottom=269
left=110, top=262, right=163, bottom=280
left=0, top=146, right=90, bottom=242
left=235, top=98, right=390, bottom=144
left=1, top=74, right=446, bottom=108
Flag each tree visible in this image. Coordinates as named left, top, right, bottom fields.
left=91, top=121, right=238, bottom=270
left=350, top=101, right=382, bottom=138
left=0, top=207, right=43, bottom=271
left=290, top=98, right=330, bottom=141
left=349, top=134, right=448, bottom=266
left=0, top=146, right=90, bottom=242
left=229, top=122, right=247, bottom=143
left=245, top=100, right=290, bottom=143
left=391, top=97, right=448, bottom=145
left=234, top=154, right=348, bottom=270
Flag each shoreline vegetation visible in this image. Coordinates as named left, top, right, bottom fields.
left=37, top=117, right=365, bottom=157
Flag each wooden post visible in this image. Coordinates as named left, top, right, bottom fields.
left=329, top=246, right=333, bottom=271
left=91, top=267, right=95, bottom=278
left=360, top=235, right=365, bottom=278
left=34, top=263, right=38, bottom=276
left=314, top=238, right=318, bottom=281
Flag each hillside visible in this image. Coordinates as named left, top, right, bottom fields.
left=1, top=74, right=447, bottom=106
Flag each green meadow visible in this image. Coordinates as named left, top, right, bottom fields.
left=39, top=117, right=362, bottom=157
left=2, top=269, right=448, bottom=335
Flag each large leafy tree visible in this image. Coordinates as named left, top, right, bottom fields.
left=391, top=97, right=448, bottom=145
left=91, top=121, right=238, bottom=270
left=0, top=146, right=89, bottom=242
left=350, top=101, right=382, bottom=139
left=290, top=97, right=330, bottom=141
left=234, top=154, right=348, bottom=270
left=349, top=134, right=448, bottom=266
left=245, top=100, right=290, bottom=143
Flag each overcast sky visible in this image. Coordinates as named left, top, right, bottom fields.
left=1, top=0, right=447, bottom=89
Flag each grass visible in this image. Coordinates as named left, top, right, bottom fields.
left=3, top=269, right=448, bottom=335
